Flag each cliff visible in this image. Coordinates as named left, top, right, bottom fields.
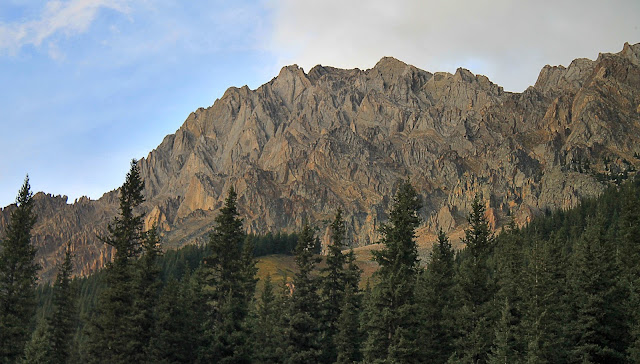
left=2, top=42, right=639, bottom=281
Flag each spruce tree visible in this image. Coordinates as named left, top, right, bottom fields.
left=253, top=274, right=287, bottom=364
left=488, top=298, right=519, bottom=364
left=335, top=284, right=363, bottom=364
left=148, top=278, right=182, bottom=364
left=452, top=195, right=496, bottom=364
left=198, top=187, right=256, bottom=363
left=320, top=208, right=348, bottom=363
left=489, top=224, right=524, bottom=363
left=521, top=235, right=571, bottom=364
left=48, top=243, right=77, bottom=364
left=22, top=318, right=53, bottom=364
left=86, top=160, right=146, bottom=364
left=618, top=180, right=640, bottom=361
left=150, top=273, right=201, bottom=364
left=569, top=217, right=629, bottom=363
left=363, top=180, right=423, bottom=364
left=417, top=229, right=456, bottom=363
left=287, top=223, right=323, bottom=364
left=0, top=176, right=39, bottom=363
left=130, top=227, right=162, bottom=362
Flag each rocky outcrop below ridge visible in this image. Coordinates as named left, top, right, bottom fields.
left=3, top=43, right=639, bottom=281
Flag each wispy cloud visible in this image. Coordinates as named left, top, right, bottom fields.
left=0, top=0, right=131, bottom=55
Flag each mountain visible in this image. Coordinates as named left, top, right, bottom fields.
left=2, top=42, right=639, bottom=281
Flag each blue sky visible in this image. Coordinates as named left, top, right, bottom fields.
left=1, top=0, right=638, bottom=207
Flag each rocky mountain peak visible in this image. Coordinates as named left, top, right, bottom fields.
left=4, top=42, right=640, bottom=281
left=620, top=41, right=640, bottom=65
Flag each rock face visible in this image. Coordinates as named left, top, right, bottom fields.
left=2, top=43, right=640, bottom=281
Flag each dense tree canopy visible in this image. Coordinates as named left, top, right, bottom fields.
left=9, top=170, right=640, bottom=364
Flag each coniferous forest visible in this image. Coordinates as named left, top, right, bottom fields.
left=1, top=160, right=640, bottom=364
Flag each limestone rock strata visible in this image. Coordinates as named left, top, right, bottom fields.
left=2, top=42, right=639, bottom=281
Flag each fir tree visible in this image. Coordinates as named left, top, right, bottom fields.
left=335, top=284, right=363, bottom=364
left=363, top=180, right=423, bottom=364
left=198, top=187, right=256, bottom=363
left=253, top=274, right=287, bottom=364
left=130, top=227, right=162, bottom=362
left=320, top=208, right=348, bottom=363
left=569, top=217, right=629, bottom=363
left=618, top=180, right=640, bottom=361
left=0, top=176, right=39, bottom=363
left=452, top=195, right=496, bottom=364
left=48, top=243, right=77, bottom=364
left=86, top=160, right=147, bottom=364
left=488, top=298, right=519, bottom=364
left=150, top=270, right=202, bottom=364
left=489, top=224, right=524, bottom=363
left=521, top=236, right=571, bottom=364
left=149, top=278, right=182, bottom=364
left=22, top=318, right=53, bottom=364
left=417, top=229, right=456, bottom=363
left=287, top=223, right=323, bottom=364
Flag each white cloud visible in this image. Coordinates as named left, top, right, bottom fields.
left=268, top=0, right=640, bottom=92
left=0, top=0, right=131, bottom=54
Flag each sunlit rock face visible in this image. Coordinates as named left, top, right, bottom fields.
left=3, top=43, right=639, bottom=281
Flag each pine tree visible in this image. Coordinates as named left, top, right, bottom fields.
left=287, top=223, right=323, bottom=364
left=0, top=176, right=39, bottom=363
left=22, top=318, right=53, bottom=364
left=489, top=224, right=524, bottom=363
left=253, top=274, right=287, bottom=364
left=130, top=227, right=162, bottom=362
left=198, top=187, right=256, bottom=363
left=335, top=284, right=363, bottom=364
left=521, top=235, right=571, bottom=364
left=148, top=278, right=182, bottom=364
left=417, top=229, right=456, bottom=363
left=569, top=217, right=629, bottom=363
left=618, top=180, right=640, bottom=361
left=86, top=160, right=147, bottom=364
left=488, top=298, right=518, bottom=364
left=452, top=195, right=496, bottom=364
left=320, top=208, right=348, bottom=363
left=363, top=180, right=423, bottom=364
left=48, top=243, right=77, bottom=364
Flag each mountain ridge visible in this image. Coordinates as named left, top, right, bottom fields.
left=2, top=42, right=640, bottom=281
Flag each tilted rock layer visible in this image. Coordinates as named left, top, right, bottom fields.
left=2, top=43, right=640, bottom=281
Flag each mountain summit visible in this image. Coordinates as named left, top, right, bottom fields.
left=3, top=43, right=640, bottom=280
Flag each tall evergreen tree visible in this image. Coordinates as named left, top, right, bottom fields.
left=0, top=176, right=39, bottom=363
left=22, top=318, right=53, bottom=364
left=48, top=243, right=77, bottom=364
left=521, top=235, right=571, bottom=364
left=618, top=180, right=640, bottom=361
left=569, top=217, right=629, bottom=363
left=488, top=298, right=519, bottom=364
left=130, top=227, right=162, bottom=362
left=86, top=160, right=146, bottom=364
left=417, top=229, right=456, bottom=363
left=451, top=195, right=496, bottom=364
left=335, top=283, right=363, bottom=364
left=198, top=187, right=257, bottom=363
left=320, top=208, right=348, bottom=363
left=489, top=224, right=524, bottom=363
left=287, top=223, right=323, bottom=364
left=149, top=274, right=201, bottom=364
left=253, top=274, right=287, bottom=364
left=148, top=278, right=183, bottom=364
left=363, top=180, right=423, bottom=364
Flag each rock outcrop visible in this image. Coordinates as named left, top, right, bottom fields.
left=2, top=43, right=639, bottom=281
